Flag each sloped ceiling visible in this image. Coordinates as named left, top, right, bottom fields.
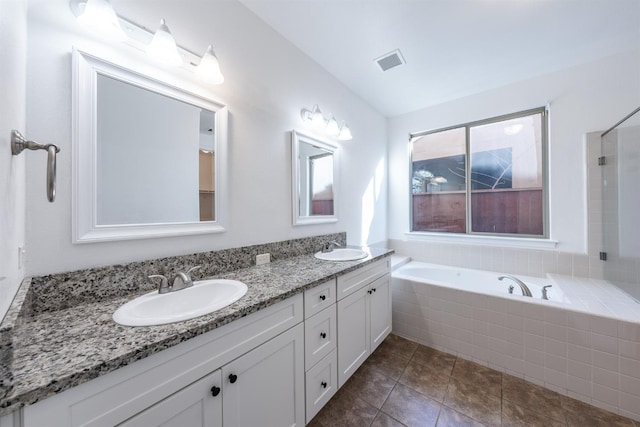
left=238, top=0, right=640, bottom=117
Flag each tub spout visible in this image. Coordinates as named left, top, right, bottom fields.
left=499, top=275, right=532, bottom=297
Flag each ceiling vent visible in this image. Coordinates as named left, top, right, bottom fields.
left=374, top=49, right=405, bottom=72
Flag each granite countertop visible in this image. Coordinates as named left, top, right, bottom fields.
left=0, top=247, right=392, bottom=415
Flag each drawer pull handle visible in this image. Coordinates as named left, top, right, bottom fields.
left=229, top=374, right=238, bottom=384
left=319, top=294, right=326, bottom=301
left=320, top=332, right=327, bottom=339
left=321, top=381, right=327, bottom=389
left=210, top=385, right=221, bottom=397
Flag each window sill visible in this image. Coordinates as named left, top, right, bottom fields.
left=404, top=232, right=558, bottom=250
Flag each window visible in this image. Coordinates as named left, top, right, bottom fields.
left=410, top=108, right=547, bottom=237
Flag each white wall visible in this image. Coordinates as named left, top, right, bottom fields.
left=388, top=49, right=640, bottom=254
left=0, top=0, right=27, bottom=321
left=24, top=0, right=388, bottom=275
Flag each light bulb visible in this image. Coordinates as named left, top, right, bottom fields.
left=338, top=121, right=353, bottom=141
left=311, top=105, right=325, bottom=129
left=326, top=115, right=340, bottom=136
left=146, top=19, right=182, bottom=67
left=195, top=45, right=224, bottom=84
left=76, top=0, right=126, bottom=41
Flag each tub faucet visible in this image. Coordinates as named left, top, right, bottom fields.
left=542, top=285, right=552, bottom=300
left=322, top=240, right=343, bottom=253
left=499, top=275, right=533, bottom=297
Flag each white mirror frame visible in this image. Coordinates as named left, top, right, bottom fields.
left=291, top=130, right=338, bottom=226
left=72, top=48, right=229, bottom=243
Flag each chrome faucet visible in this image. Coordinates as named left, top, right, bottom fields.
left=322, top=240, right=343, bottom=253
left=500, top=275, right=533, bottom=297
left=542, top=285, right=553, bottom=300
left=148, top=266, right=201, bottom=294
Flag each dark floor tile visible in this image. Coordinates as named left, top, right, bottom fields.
left=443, top=377, right=501, bottom=426
left=343, top=363, right=396, bottom=408
left=306, top=413, right=328, bottom=427
left=316, top=387, right=379, bottom=427
left=377, top=334, right=419, bottom=360
left=451, top=358, right=501, bottom=398
left=381, top=384, right=441, bottom=427
left=364, top=345, right=411, bottom=380
left=436, top=406, right=488, bottom=427
left=502, top=374, right=565, bottom=423
left=371, top=411, right=407, bottom=427
left=399, top=358, right=451, bottom=402
left=502, top=399, right=566, bottom=427
left=561, top=396, right=635, bottom=427
left=410, top=345, right=457, bottom=376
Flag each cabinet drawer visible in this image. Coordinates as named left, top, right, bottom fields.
left=305, top=349, right=337, bottom=424
left=304, top=279, right=336, bottom=319
left=337, top=258, right=390, bottom=300
left=304, top=305, right=337, bottom=369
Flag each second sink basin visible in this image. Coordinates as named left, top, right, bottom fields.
left=113, top=279, right=248, bottom=327
left=314, top=248, right=368, bottom=261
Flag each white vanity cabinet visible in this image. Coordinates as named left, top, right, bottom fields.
left=16, top=256, right=392, bottom=427
left=336, top=258, right=391, bottom=387
left=23, top=294, right=305, bottom=427
left=119, top=324, right=305, bottom=427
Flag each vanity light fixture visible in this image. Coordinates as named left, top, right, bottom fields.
left=195, top=45, right=224, bottom=85
left=75, top=0, right=126, bottom=41
left=146, top=19, right=182, bottom=67
left=300, top=105, right=353, bottom=140
left=69, top=0, right=225, bottom=85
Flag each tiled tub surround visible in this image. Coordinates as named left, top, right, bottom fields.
left=0, top=233, right=393, bottom=416
left=392, top=260, right=640, bottom=421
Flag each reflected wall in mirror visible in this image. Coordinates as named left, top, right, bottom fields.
left=73, top=48, right=228, bottom=243
left=291, top=130, right=338, bottom=226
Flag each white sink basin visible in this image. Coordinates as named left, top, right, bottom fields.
left=113, top=279, right=248, bottom=326
left=314, top=248, right=368, bottom=261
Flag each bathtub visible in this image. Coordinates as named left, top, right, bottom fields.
left=393, top=261, right=570, bottom=304
left=390, top=260, right=640, bottom=421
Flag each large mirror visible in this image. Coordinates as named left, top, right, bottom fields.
left=291, top=130, right=338, bottom=225
left=72, top=48, right=228, bottom=243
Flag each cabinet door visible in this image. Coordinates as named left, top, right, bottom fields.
left=119, top=370, right=222, bottom=427
left=222, top=324, right=305, bottom=427
left=336, top=285, right=370, bottom=387
left=369, top=274, right=392, bottom=352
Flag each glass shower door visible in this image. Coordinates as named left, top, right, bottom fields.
left=601, top=107, right=640, bottom=302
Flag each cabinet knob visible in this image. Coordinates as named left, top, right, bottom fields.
left=210, top=385, right=221, bottom=397
left=229, top=373, right=238, bottom=384
left=372, top=288, right=377, bottom=293
left=367, top=289, right=373, bottom=294
left=320, top=332, right=327, bottom=339
left=319, top=294, right=326, bottom=301
left=321, top=381, right=327, bottom=389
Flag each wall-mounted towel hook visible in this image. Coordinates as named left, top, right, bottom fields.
left=11, top=130, right=60, bottom=202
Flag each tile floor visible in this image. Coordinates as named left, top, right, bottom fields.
left=308, top=334, right=639, bottom=427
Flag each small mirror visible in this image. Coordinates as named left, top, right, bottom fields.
left=291, top=130, right=338, bottom=225
left=73, top=48, right=228, bottom=242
